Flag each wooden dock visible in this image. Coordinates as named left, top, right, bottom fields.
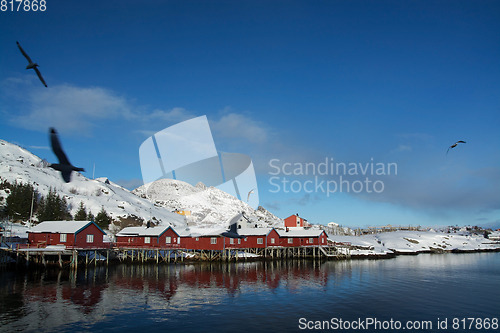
left=6, top=244, right=351, bottom=268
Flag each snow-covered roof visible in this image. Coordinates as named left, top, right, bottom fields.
left=116, top=226, right=175, bottom=237
left=276, top=228, right=326, bottom=238
left=176, top=227, right=226, bottom=237
left=237, top=228, right=274, bottom=236
left=28, top=221, right=104, bottom=234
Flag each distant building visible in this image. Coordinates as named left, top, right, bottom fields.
left=173, top=210, right=191, bottom=216
left=28, top=221, right=106, bottom=249
left=284, top=214, right=309, bottom=229
left=328, top=222, right=339, bottom=228
left=236, top=215, right=259, bottom=229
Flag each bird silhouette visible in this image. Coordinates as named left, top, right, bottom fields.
left=49, top=128, right=84, bottom=182
left=17, top=41, right=47, bottom=87
left=447, top=141, right=466, bottom=155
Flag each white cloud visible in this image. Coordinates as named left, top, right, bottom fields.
left=6, top=82, right=135, bottom=136
left=391, top=144, right=412, bottom=153
left=147, top=107, right=196, bottom=123
left=209, top=112, right=269, bottom=145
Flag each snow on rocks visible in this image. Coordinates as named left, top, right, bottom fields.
left=329, top=230, right=500, bottom=258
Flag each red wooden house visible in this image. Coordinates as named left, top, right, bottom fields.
left=115, top=226, right=181, bottom=248
left=176, top=227, right=226, bottom=251
left=284, top=214, right=309, bottom=228
left=28, top=221, right=106, bottom=249
left=176, top=227, right=282, bottom=250
left=277, top=229, right=328, bottom=247
left=225, top=228, right=280, bottom=248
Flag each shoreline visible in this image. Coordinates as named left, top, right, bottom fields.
left=2, top=245, right=499, bottom=270
left=350, top=246, right=500, bottom=260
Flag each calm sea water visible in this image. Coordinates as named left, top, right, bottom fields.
left=1, top=253, right=499, bottom=332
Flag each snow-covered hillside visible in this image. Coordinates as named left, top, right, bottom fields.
left=0, top=139, right=283, bottom=231
left=132, top=179, right=284, bottom=228
left=0, top=140, right=185, bottom=230
left=329, top=230, right=500, bottom=256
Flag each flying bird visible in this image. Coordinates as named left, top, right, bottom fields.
left=447, top=141, right=466, bottom=155
left=16, top=41, right=47, bottom=87
left=247, top=189, right=255, bottom=202
left=49, top=128, right=85, bottom=182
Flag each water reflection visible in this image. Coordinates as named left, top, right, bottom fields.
left=0, top=253, right=498, bottom=333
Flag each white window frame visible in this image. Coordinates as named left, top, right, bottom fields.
left=238, top=239, right=241, bottom=245
left=144, top=237, right=151, bottom=244
left=230, top=238, right=234, bottom=245
left=288, top=238, right=293, bottom=244
left=309, top=238, right=314, bottom=244
left=166, top=236, right=171, bottom=244
left=211, top=237, right=217, bottom=244
left=257, top=238, right=263, bottom=245
left=270, top=238, right=275, bottom=244
left=86, top=234, right=94, bottom=243
left=60, top=233, right=67, bottom=242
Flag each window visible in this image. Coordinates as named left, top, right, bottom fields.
left=230, top=238, right=234, bottom=245
left=60, top=234, right=67, bottom=242
left=321, top=238, right=325, bottom=244
left=86, top=234, right=94, bottom=243
left=196, top=237, right=199, bottom=241
left=166, top=236, right=171, bottom=244
left=288, top=238, right=293, bottom=244
left=144, top=237, right=151, bottom=244
left=270, top=238, right=275, bottom=244
left=211, top=237, right=217, bottom=244
left=257, top=238, right=263, bottom=245
left=238, top=239, right=241, bottom=245
left=309, top=238, right=314, bottom=244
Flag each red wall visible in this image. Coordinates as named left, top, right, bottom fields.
left=278, top=231, right=327, bottom=247
left=73, top=223, right=105, bottom=248
left=180, top=236, right=225, bottom=251
left=284, top=215, right=304, bottom=228
left=225, top=229, right=281, bottom=248
left=115, top=228, right=181, bottom=248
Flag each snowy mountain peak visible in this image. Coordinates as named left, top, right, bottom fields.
left=0, top=140, right=186, bottom=230
left=1, top=139, right=283, bottom=231
left=133, top=178, right=283, bottom=228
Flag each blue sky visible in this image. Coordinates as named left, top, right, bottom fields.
left=1, top=0, right=499, bottom=228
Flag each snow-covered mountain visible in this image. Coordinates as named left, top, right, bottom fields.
left=0, top=140, right=185, bottom=230
left=132, top=179, right=284, bottom=228
left=0, top=139, right=283, bottom=231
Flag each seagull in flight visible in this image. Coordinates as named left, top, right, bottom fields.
left=17, top=41, right=47, bottom=87
left=447, top=141, right=466, bottom=155
left=49, top=128, right=85, bottom=182
left=247, top=189, right=255, bottom=202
